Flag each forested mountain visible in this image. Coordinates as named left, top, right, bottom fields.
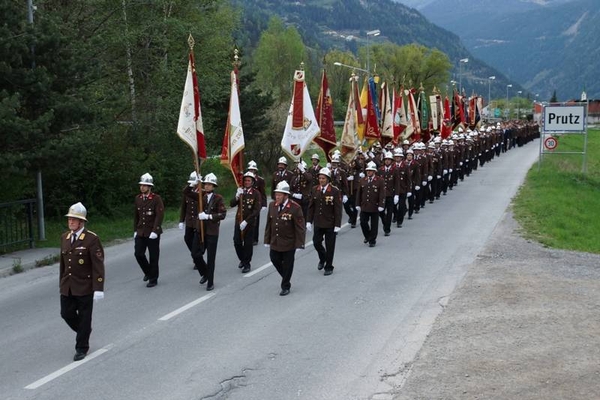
left=418, top=0, right=598, bottom=100
left=233, top=0, right=522, bottom=99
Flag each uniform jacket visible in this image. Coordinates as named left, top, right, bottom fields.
left=330, top=167, right=349, bottom=196
left=134, top=192, right=164, bottom=237
left=309, top=164, right=321, bottom=187
left=198, top=192, right=227, bottom=236
left=377, top=164, right=399, bottom=197
left=406, top=159, right=421, bottom=189
left=307, top=183, right=342, bottom=229
left=356, top=175, right=386, bottom=212
left=60, top=229, right=105, bottom=296
left=394, top=162, right=411, bottom=194
left=229, top=187, right=262, bottom=225
left=253, top=175, right=267, bottom=207
left=271, top=169, right=294, bottom=199
left=264, top=199, right=306, bottom=252
left=290, top=170, right=313, bottom=198
left=180, top=186, right=199, bottom=228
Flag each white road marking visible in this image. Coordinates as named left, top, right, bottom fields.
left=25, top=345, right=113, bottom=390
left=158, top=292, right=216, bottom=321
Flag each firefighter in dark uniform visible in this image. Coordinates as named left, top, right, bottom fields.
left=306, top=167, right=342, bottom=276
left=60, top=202, right=105, bottom=361
left=355, top=161, right=385, bottom=247
left=179, top=171, right=200, bottom=269
left=309, top=153, right=321, bottom=187
left=194, top=173, right=227, bottom=291
left=247, top=160, right=267, bottom=245
left=134, top=173, right=164, bottom=288
left=264, top=181, right=306, bottom=296
left=231, top=171, right=262, bottom=273
left=405, top=149, right=420, bottom=219
left=377, top=151, right=399, bottom=236
left=345, top=151, right=366, bottom=228
left=290, top=160, right=312, bottom=218
left=392, top=148, right=410, bottom=228
left=271, top=156, right=294, bottom=200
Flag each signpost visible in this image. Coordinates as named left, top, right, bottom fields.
left=538, top=102, right=588, bottom=173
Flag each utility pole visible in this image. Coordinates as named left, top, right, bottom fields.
left=28, top=0, right=45, bottom=241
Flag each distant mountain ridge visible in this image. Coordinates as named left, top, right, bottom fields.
left=234, top=0, right=522, bottom=98
left=417, top=0, right=599, bottom=100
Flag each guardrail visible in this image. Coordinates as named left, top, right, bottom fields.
left=0, top=199, right=36, bottom=252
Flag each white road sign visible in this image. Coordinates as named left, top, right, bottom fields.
left=543, top=105, right=586, bottom=133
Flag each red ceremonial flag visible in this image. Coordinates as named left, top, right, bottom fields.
left=177, top=52, right=207, bottom=160
left=392, top=87, right=406, bottom=144
left=315, top=70, right=336, bottom=161
left=407, top=88, right=421, bottom=142
left=292, top=70, right=305, bottom=130
left=220, top=68, right=245, bottom=187
left=441, top=96, right=453, bottom=139
left=364, top=83, right=381, bottom=143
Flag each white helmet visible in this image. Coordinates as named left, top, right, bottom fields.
left=243, top=171, right=256, bottom=181
left=458, top=127, right=464, bottom=133
left=434, top=137, right=442, bottom=143
left=366, top=161, right=377, bottom=171
left=65, top=202, right=87, bottom=221
left=448, top=140, right=455, bottom=146
left=277, top=156, right=288, bottom=165
left=402, top=140, right=410, bottom=145
left=311, top=153, right=320, bottom=160
left=331, top=154, right=341, bottom=163
left=393, top=149, right=404, bottom=157
left=384, top=151, right=394, bottom=160
left=318, top=167, right=331, bottom=178
left=406, top=149, right=414, bottom=154
left=247, top=160, right=258, bottom=170
left=333, top=149, right=342, bottom=155
left=274, top=180, right=290, bottom=194
left=428, top=142, right=436, bottom=149
left=138, top=173, right=154, bottom=186
left=202, top=173, right=218, bottom=186
left=187, top=171, right=199, bottom=185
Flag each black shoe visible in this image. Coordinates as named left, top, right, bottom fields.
left=238, top=262, right=243, bottom=269
left=317, top=262, right=324, bottom=271
left=146, top=281, right=157, bottom=288
left=397, top=223, right=402, bottom=228
left=73, top=351, right=87, bottom=361
left=143, top=275, right=149, bottom=282
left=369, top=242, right=376, bottom=248
left=279, top=289, right=290, bottom=296
left=193, top=265, right=198, bottom=270
left=351, top=224, right=356, bottom=228
left=429, top=200, right=434, bottom=204
left=206, top=284, right=214, bottom=291
left=242, top=266, right=251, bottom=273
left=253, top=241, right=258, bottom=246
left=415, top=210, right=419, bottom=214
left=384, top=232, right=390, bottom=236
left=408, top=216, right=413, bottom=220
left=324, top=269, right=333, bottom=276
left=199, top=276, right=208, bottom=285
left=363, top=238, right=368, bottom=244
left=392, top=217, right=397, bottom=223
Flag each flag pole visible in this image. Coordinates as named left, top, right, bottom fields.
left=232, top=48, right=246, bottom=241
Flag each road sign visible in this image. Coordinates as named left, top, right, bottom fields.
left=544, top=136, right=558, bottom=151
left=542, top=104, right=586, bottom=133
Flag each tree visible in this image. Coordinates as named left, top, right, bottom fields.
left=550, top=90, right=558, bottom=103
left=252, top=17, right=306, bottom=102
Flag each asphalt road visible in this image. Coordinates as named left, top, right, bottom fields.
left=0, top=142, right=539, bottom=400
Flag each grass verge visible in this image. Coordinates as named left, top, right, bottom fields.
left=512, top=129, right=600, bottom=253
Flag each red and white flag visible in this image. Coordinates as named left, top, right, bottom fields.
left=380, top=82, right=394, bottom=145
left=177, top=52, right=206, bottom=160
left=340, top=74, right=361, bottom=162
left=406, top=88, right=421, bottom=141
left=315, top=70, right=336, bottom=161
left=281, top=70, right=320, bottom=161
left=220, top=69, right=245, bottom=187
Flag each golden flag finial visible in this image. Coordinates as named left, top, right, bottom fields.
left=187, top=34, right=195, bottom=50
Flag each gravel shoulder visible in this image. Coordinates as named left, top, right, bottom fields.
left=395, top=209, right=600, bottom=400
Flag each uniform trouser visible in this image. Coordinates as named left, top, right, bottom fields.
left=134, top=236, right=160, bottom=283
left=300, top=199, right=309, bottom=220
left=270, top=249, right=296, bottom=290
left=61, top=292, right=93, bottom=353
left=193, top=233, right=218, bottom=286
left=394, top=194, right=407, bottom=226
left=344, top=196, right=358, bottom=225
left=408, top=191, right=416, bottom=216
left=313, top=226, right=336, bottom=270
left=420, top=184, right=428, bottom=207
left=459, top=165, right=465, bottom=181
left=360, top=211, right=379, bottom=244
left=233, top=221, right=255, bottom=267
left=253, top=213, right=261, bottom=244
left=379, top=196, right=394, bottom=233
left=429, top=178, right=438, bottom=201
left=184, top=226, right=195, bottom=252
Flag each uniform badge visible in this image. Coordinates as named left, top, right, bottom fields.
left=98, top=277, right=103, bottom=282
left=96, top=250, right=104, bottom=261
left=78, top=259, right=85, bottom=265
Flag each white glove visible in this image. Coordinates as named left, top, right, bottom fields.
left=261, top=206, right=267, bottom=212
left=297, top=163, right=306, bottom=173
left=235, top=187, right=244, bottom=199
left=342, top=195, right=348, bottom=204
left=347, top=175, right=354, bottom=181
left=415, top=186, right=421, bottom=191
left=359, top=172, right=365, bottom=178
left=306, top=222, right=313, bottom=232
left=394, top=195, right=399, bottom=205
left=240, top=220, right=248, bottom=231
left=407, top=192, right=412, bottom=198
left=355, top=206, right=361, bottom=212
left=467, top=159, right=470, bottom=162
left=459, top=162, right=463, bottom=166
left=378, top=207, right=384, bottom=212
left=198, top=212, right=209, bottom=220
left=133, top=232, right=137, bottom=239
left=449, top=168, right=453, bottom=173
left=178, top=222, right=184, bottom=230
left=368, top=151, right=374, bottom=158
left=264, top=244, right=270, bottom=248
left=93, top=291, right=104, bottom=302
left=149, top=232, right=158, bottom=239
left=422, top=181, right=427, bottom=187
left=479, top=153, right=482, bottom=156
left=443, top=169, right=448, bottom=175
left=437, top=175, right=441, bottom=179
left=334, top=226, right=341, bottom=233
left=292, top=193, right=302, bottom=200
left=428, top=176, right=433, bottom=182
